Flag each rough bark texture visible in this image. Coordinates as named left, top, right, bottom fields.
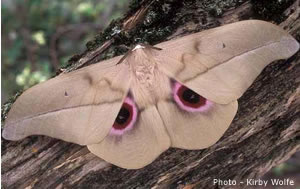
left=2, top=0, right=299, bottom=188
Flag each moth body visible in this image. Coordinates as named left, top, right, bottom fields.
left=3, top=20, right=299, bottom=169
left=127, top=47, right=171, bottom=107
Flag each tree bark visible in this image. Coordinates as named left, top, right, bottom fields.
left=2, top=0, right=299, bottom=188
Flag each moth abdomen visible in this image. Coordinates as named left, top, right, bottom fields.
left=3, top=20, right=298, bottom=169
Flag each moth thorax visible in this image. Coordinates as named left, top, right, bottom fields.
left=134, top=64, right=155, bottom=85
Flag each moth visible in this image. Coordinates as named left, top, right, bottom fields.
left=3, top=20, right=299, bottom=169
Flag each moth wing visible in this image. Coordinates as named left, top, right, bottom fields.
left=153, top=20, right=299, bottom=104
left=3, top=56, right=131, bottom=145
left=88, top=106, right=170, bottom=169
left=158, top=97, right=238, bottom=149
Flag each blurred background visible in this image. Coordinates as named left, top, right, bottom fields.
left=2, top=0, right=129, bottom=103
left=1, top=0, right=299, bottom=186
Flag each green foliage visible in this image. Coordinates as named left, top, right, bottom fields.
left=272, top=163, right=289, bottom=176
left=16, top=63, right=50, bottom=89
left=1, top=0, right=129, bottom=103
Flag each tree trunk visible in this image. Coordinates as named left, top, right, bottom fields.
left=2, top=0, right=299, bottom=188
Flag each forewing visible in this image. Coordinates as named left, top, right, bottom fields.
left=3, top=56, right=131, bottom=145
left=153, top=20, right=299, bottom=104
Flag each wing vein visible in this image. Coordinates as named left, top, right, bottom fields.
left=7, top=100, right=121, bottom=126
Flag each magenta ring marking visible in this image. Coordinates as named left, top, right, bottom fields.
left=173, top=82, right=213, bottom=112
left=109, top=97, right=138, bottom=136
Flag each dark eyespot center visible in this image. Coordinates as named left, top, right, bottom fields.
left=116, top=107, right=130, bottom=124
left=113, top=102, right=133, bottom=130
left=175, top=83, right=207, bottom=109
left=182, top=89, right=200, bottom=104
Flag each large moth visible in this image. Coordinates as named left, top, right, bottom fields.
left=2, top=20, right=299, bottom=169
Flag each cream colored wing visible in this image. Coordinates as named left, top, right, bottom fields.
left=87, top=98, right=170, bottom=169
left=3, top=56, right=131, bottom=145
left=88, top=50, right=171, bottom=169
left=158, top=101, right=237, bottom=149
left=153, top=20, right=299, bottom=104
left=157, top=81, right=238, bottom=149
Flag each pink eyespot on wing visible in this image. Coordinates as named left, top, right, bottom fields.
left=110, top=97, right=138, bottom=136
left=173, top=82, right=213, bottom=112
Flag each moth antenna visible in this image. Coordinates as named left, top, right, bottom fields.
left=116, top=51, right=131, bottom=65
left=141, top=43, right=162, bottom=51
left=116, top=44, right=162, bottom=65
left=118, top=44, right=131, bottom=50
